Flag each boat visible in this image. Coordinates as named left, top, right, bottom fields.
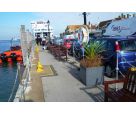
left=0, top=45, right=23, bottom=64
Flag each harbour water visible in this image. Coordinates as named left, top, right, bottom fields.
left=0, top=40, right=20, bottom=102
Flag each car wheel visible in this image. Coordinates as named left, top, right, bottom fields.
left=77, top=50, right=83, bottom=60
left=105, top=65, right=115, bottom=77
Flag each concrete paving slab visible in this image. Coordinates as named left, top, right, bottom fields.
left=39, top=49, right=124, bottom=102
left=39, top=50, right=95, bottom=102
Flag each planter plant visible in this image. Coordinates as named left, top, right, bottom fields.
left=79, top=40, right=105, bottom=86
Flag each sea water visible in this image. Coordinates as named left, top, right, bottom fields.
left=0, top=40, right=20, bottom=102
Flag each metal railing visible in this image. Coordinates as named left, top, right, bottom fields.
left=13, top=41, right=34, bottom=102
left=13, top=25, right=35, bottom=102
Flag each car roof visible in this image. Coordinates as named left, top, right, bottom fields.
left=96, top=36, right=136, bottom=41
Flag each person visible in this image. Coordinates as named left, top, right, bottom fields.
left=39, top=37, right=42, bottom=46
left=42, top=38, right=46, bottom=50
left=35, top=37, right=38, bottom=45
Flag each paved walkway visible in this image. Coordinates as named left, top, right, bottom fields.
left=39, top=49, right=105, bottom=102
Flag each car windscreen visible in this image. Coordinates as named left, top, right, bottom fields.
left=119, top=39, right=136, bottom=51
left=65, top=39, right=77, bottom=43
left=88, top=39, right=107, bottom=50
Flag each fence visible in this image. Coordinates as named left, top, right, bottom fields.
left=13, top=25, right=35, bottom=102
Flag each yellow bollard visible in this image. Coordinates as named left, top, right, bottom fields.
left=35, top=46, right=39, bottom=53
left=37, top=61, right=43, bottom=69
left=37, top=67, right=43, bottom=72
left=37, top=61, right=44, bottom=72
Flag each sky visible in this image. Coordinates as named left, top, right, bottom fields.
left=0, top=12, right=134, bottom=40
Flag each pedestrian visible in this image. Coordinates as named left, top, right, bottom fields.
left=39, top=37, right=42, bottom=46
left=42, top=38, right=46, bottom=50
left=35, top=37, right=38, bottom=45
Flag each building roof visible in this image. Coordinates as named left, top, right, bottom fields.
left=65, top=25, right=82, bottom=32
left=65, top=24, right=96, bottom=33
left=98, top=17, right=122, bottom=29
left=98, top=20, right=112, bottom=29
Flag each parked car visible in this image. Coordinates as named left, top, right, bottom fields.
left=68, top=39, right=85, bottom=60
left=63, top=38, right=77, bottom=49
left=90, top=36, right=136, bottom=77
left=53, top=38, right=63, bottom=45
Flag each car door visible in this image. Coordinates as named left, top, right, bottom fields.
left=118, top=39, right=136, bottom=67
left=106, top=40, right=116, bottom=64
left=101, top=40, right=115, bottom=65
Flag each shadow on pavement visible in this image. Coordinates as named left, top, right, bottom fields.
left=80, top=85, right=105, bottom=102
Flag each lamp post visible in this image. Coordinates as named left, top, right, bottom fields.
left=47, top=20, right=50, bottom=41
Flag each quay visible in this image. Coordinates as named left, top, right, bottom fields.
left=24, top=46, right=123, bottom=102
left=15, top=45, right=121, bottom=102
left=14, top=25, right=124, bottom=102
left=25, top=46, right=102, bottom=102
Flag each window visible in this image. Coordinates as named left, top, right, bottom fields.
left=107, top=41, right=114, bottom=51
left=120, top=40, right=136, bottom=51
left=95, top=39, right=107, bottom=50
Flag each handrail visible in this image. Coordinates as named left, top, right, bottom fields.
left=8, top=64, right=19, bottom=102
left=17, top=40, right=34, bottom=101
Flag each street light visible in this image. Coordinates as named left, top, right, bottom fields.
left=47, top=20, right=50, bottom=41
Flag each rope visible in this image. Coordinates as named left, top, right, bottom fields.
left=20, top=43, right=32, bottom=101
left=8, top=68, right=19, bottom=102
left=103, top=51, right=136, bottom=78
left=120, top=55, right=136, bottom=67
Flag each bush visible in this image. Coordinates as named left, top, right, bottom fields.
left=80, top=41, right=104, bottom=68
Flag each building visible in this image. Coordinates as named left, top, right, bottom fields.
left=65, top=25, right=82, bottom=34
left=96, top=17, right=124, bottom=35
left=31, top=20, right=53, bottom=40
left=64, top=24, right=97, bottom=43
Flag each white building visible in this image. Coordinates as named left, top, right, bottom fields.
left=31, top=20, right=53, bottom=40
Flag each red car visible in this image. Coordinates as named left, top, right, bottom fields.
left=63, top=38, right=76, bottom=49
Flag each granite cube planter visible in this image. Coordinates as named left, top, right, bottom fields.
left=80, top=66, right=104, bottom=87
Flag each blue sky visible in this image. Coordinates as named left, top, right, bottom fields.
left=0, top=12, right=134, bottom=40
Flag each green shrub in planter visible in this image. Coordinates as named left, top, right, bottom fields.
left=80, top=40, right=105, bottom=86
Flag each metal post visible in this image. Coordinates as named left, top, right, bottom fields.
left=116, top=51, right=119, bottom=91
left=47, top=20, right=50, bottom=42
left=115, top=41, right=120, bottom=91
left=83, top=12, right=87, bottom=25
